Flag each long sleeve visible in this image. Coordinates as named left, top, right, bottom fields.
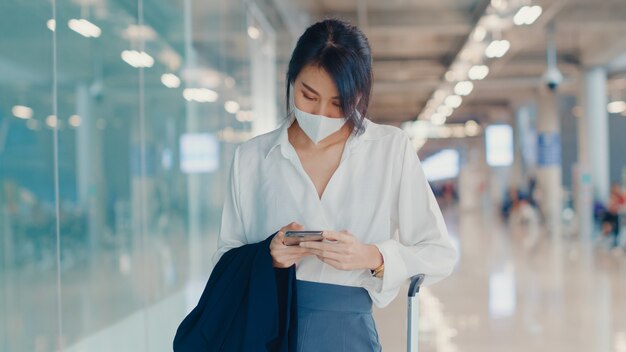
left=212, top=145, right=247, bottom=266
left=368, top=133, right=458, bottom=307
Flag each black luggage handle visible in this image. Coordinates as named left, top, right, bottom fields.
left=408, top=274, right=425, bottom=297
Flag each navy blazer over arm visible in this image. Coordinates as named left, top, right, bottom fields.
left=173, top=233, right=297, bottom=352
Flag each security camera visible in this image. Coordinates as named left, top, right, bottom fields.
left=542, top=22, right=562, bottom=92
left=542, top=65, right=563, bottom=91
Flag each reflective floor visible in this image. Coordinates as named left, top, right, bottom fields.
left=375, top=204, right=626, bottom=352
left=1, top=226, right=217, bottom=352
left=3, top=203, right=626, bottom=351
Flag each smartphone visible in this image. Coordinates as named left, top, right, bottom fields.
left=283, top=230, right=324, bottom=246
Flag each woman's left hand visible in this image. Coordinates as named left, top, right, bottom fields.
left=299, top=230, right=383, bottom=271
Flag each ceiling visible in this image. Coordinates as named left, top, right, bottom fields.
left=2, top=0, right=626, bottom=138
left=280, top=0, right=626, bottom=127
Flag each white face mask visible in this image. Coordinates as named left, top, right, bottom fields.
left=289, top=86, right=347, bottom=144
left=292, top=106, right=347, bottom=144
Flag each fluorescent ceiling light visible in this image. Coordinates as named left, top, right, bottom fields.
left=607, top=100, right=626, bottom=114
left=247, top=26, right=260, bottom=39
left=437, top=105, right=453, bottom=117
left=431, top=113, right=447, bottom=126
left=121, top=50, right=154, bottom=68
left=468, top=65, right=489, bottom=80
left=485, top=40, right=510, bottom=58
left=46, top=115, right=58, bottom=128
left=69, top=115, right=82, bottom=127
left=68, top=19, right=101, bottom=38
left=12, top=105, right=33, bottom=119
left=473, top=26, right=487, bottom=42
left=454, top=81, right=474, bottom=96
left=183, top=88, right=219, bottom=103
left=161, top=73, right=181, bottom=88
left=465, top=120, right=481, bottom=137
left=514, top=6, right=543, bottom=26
left=47, top=19, right=56, bottom=32
left=224, top=100, right=240, bottom=114
left=445, top=95, right=463, bottom=109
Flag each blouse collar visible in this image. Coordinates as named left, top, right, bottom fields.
left=264, top=114, right=375, bottom=160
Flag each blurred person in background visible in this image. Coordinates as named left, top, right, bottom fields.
left=601, top=183, right=625, bottom=248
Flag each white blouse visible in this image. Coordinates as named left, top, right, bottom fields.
left=213, top=114, right=458, bottom=308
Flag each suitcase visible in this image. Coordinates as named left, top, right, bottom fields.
left=407, top=274, right=425, bottom=352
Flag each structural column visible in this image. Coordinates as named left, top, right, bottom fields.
left=514, top=105, right=534, bottom=192
left=516, top=104, right=539, bottom=196
left=582, top=66, right=610, bottom=204
left=536, top=89, right=563, bottom=237
left=574, top=67, right=608, bottom=239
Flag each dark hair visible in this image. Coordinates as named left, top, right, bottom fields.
left=286, top=18, right=372, bottom=136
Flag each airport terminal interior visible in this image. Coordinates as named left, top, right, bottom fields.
left=1, top=0, right=626, bottom=351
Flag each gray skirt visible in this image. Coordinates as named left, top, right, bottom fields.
left=296, top=280, right=382, bottom=352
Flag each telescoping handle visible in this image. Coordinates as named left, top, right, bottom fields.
left=407, top=274, right=425, bottom=352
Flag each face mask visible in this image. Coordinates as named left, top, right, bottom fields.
left=292, top=106, right=347, bottom=144
left=289, top=86, right=347, bottom=144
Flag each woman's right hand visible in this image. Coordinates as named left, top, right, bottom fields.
left=270, top=222, right=312, bottom=268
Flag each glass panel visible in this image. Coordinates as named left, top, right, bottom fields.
left=0, top=1, right=57, bottom=351
left=53, top=0, right=146, bottom=348
left=1, top=0, right=279, bottom=350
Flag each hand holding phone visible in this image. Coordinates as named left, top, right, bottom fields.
left=283, top=230, right=324, bottom=246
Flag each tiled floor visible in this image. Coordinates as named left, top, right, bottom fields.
left=374, top=205, right=626, bottom=352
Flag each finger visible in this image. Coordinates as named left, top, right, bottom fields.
left=322, top=230, right=352, bottom=242
left=275, top=246, right=312, bottom=255
left=286, top=221, right=304, bottom=230
left=273, top=232, right=286, bottom=245
left=288, top=246, right=315, bottom=255
left=279, top=222, right=294, bottom=233
left=299, top=241, right=345, bottom=253
left=317, top=256, right=348, bottom=270
left=294, top=252, right=314, bottom=260
left=305, top=247, right=344, bottom=261
left=278, top=255, right=302, bottom=263
left=282, top=252, right=312, bottom=263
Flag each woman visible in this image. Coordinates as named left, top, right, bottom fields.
left=213, top=18, right=458, bottom=351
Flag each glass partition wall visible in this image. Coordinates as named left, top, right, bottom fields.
left=0, top=0, right=281, bottom=350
